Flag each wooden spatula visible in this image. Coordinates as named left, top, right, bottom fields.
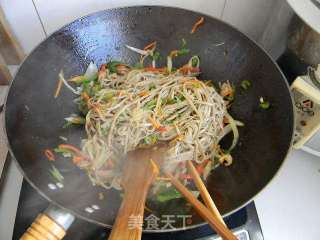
left=108, top=143, right=168, bottom=240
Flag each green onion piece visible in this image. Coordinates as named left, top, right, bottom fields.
left=150, top=135, right=158, bottom=144
left=54, top=148, right=72, bottom=154
left=107, top=60, right=123, bottom=73
left=145, top=99, right=157, bottom=109
left=192, top=58, right=198, bottom=67
left=240, top=80, right=251, bottom=90
left=177, top=48, right=190, bottom=56
left=176, top=93, right=185, bottom=102
left=149, top=85, right=156, bottom=91
left=259, top=101, right=270, bottom=109
left=49, top=165, right=64, bottom=183
left=152, top=51, right=162, bottom=61
left=188, top=56, right=200, bottom=68
left=157, top=187, right=182, bottom=202
left=62, top=121, right=73, bottom=129
left=166, top=98, right=177, bottom=104
left=82, top=82, right=94, bottom=96
left=143, top=134, right=158, bottom=145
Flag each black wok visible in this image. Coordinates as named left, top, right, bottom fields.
left=5, top=6, right=293, bottom=232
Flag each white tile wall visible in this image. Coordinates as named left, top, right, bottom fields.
left=222, top=0, right=278, bottom=41
left=1, top=0, right=293, bottom=57
left=0, top=0, right=46, bottom=54
left=33, top=0, right=226, bottom=35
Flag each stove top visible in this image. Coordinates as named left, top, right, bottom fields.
left=13, top=180, right=263, bottom=240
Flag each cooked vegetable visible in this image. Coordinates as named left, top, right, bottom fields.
left=59, top=71, right=80, bottom=95
left=144, top=134, right=158, bottom=145
left=259, top=97, right=270, bottom=109
left=220, top=80, right=235, bottom=103
left=64, top=115, right=85, bottom=125
left=58, top=144, right=82, bottom=155
left=68, top=75, right=87, bottom=84
left=108, top=61, right=121, bottom=73
left=54, top=147, right=72, bottom=154
left=84, top=62, right=98, bottom=81
left=144, top=41, right=157, bottom=50
left=49, top=165, right=64, bottom=183
left=181, top=38, right=187, bottom=48
left=240, top=80, right=251, bottom=90
left=152, top=51, right=162, bottom=61
left=56, top=42, right=244, bottom=202
left=157, top=187, right=182, bottom=202
left=44, top=149, right=55, bottom=161
left=188, top=56, right=200, bottom=68
left=54, top=78, right=63, bottom=98
left=191, top=17, right=204, bottom=34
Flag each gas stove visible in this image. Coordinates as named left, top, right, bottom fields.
left=12, top=164, right=263, bottom=240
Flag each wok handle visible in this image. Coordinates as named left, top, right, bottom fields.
left=108, top=183, right=149, bottom=240
left=20, top=205, right=75, bottom=240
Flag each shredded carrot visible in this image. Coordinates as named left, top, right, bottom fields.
left=44, top=149, right=55, bottom=161
left=179, top=66, right=200, bottom=75
left=81, top=92, right=90, bottom=102
left=144, top=67, right=167, bottom=72
left=150, top=159, right=159, bottom=176
left=143, top=41, right=157, bottom=50
left=148, top=115, right=161, bottom=129
left=91, top=104, right=103, bottom=117
left=191, top=17, right=204, bottom=34
left=58, top=144, right=82, bottom=154
left=54, top=79, right=63, bottom=98
left=138, top=91, right=150, bottom=97
left=156, top=126, right=167, bottom=133
left=223, top=116, right=229, bottom=124
left=98, top=64, right=107, bottom=81
left=99, top=64, right=107, bottom=71
left=72, top=156, right=83, bottom=164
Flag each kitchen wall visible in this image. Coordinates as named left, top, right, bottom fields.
left=0, top=0, right=293, bottom=59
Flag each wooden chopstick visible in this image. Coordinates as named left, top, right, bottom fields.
left=166, top=172, right=238, bottom=240
left=186, top=160, right=226, bottom=226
